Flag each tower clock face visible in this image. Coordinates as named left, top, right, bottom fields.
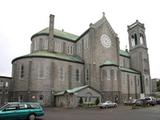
left=100, top=34, right=111, bottom=48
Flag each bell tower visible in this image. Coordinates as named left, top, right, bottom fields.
left=128, top=20, right=152, bottom=95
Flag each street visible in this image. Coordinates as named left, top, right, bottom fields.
left=38, top=105, right=160, bottom=120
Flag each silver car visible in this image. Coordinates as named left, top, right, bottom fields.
left=99, top=101, right=117, bottom=109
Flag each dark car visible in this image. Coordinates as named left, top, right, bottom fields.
left=145, top=97, right=156, bottom=106
left=135, top=99, right=147, bottom=106
left=135, top=97, right=156, bottom=106
left=0, top=102, right=44, bottom=120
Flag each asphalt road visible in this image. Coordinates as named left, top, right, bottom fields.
left=38, top=105, right=160, bottom=120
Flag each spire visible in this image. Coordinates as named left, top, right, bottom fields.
left=102, top=12, right=105, bottom=17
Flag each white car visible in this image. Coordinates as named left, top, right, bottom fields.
left=99, top=101, right=117, bottom=109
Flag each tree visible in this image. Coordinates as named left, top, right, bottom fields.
left=95, top=97, right=100, bottom=105
left=79, top=97, right=83, bottom=105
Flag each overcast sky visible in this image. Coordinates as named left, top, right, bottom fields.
left=0, top=0, right=159, bottom=78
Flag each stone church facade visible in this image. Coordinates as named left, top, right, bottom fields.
left=11, top=13, right=152, bottom=106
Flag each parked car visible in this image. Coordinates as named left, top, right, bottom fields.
left=144, top=97, right=157, bottom=106
left=135, top=97, right=156, bottom=106
left=0, top=102, right=44, bottom=120
left=135, top=99, right=147, bottom=106
left=99, top=101, right=117, bottom=109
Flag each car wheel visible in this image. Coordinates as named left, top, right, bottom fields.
left=28, top=114, right=36, bottom=120
left=146, top=103, right=150, bottom=107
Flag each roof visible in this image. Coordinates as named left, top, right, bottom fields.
left=100, top=60, right=118, bottom=67
left=119, top=50, right=130, bottom=58
left=0, top=76, right=12, bottom=79
left=120, top=67, right=140, bottom=74
left=12, top=51, right=84, bottom=64
left=55, top=85, right=88, bottom=96
left=31, top=28, right=79, bottom=41
left=128, top=20, right=145, bottom=31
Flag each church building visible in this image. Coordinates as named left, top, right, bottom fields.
left=11, top=13, right=152, bottom=107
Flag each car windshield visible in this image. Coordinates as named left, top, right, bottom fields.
left=0, top=104, right=8, bottom=110
left=30, top=103, right=41, bottom=109
left=105, top=101, right=112, bottom=103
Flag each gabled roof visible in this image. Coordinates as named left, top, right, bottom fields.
left=91, top=14, right=118, bottom=37
left=119, top=50, right=130, bottom=58
left=12, top=51, right=84, bottom=64
left=55, top=85, right=89, bottom=96
left=31, top=28, right=79, bottom=41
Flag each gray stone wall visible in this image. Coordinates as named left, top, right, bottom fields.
left=54, top=37, right=75, bottom=55
left=119, top=56, right=130, bottom=68
left=31, top=35, right=49, bottom=52
left=120, top=71, right=141, bottom=101
left=12, top=57, right=84, bottom=106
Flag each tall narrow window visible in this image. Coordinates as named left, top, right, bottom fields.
left=102, top=69, right=106, bottom=80
left=5, top=82, right=8, bottom=87
left=140, top=33, right=144, bottom=44
left=0, top=81, right=3, bottom=87
left=70, top=46, right=73, bottom=54
left=59, top=67, right=65, bottom=81
left=86, top=69, right=89, bottom=82
left=114, top=70, right=117, bottom=80
left=130, top=77, right=133, bottom=86
left=39, top=64, right=44, bottom=78
left=131, top=35, right=135, bottom=47
left=63, top=42, right=66, bottom=53
left=111, top=69, right=114, bottom=80
left=67, top=45, right=70, bottom=54
left=20, top=65, right=24, bottom=78
left=76, top=69, right=80, bottom=82
left=39, top=38, right=43, bottom=50
left=107, top=69, right=110, bottom=80
left=34, top=40, right=37, bottom=51
left=134, top=34, right=138, bottom=45
left=146, top=78, right=148, bottom=86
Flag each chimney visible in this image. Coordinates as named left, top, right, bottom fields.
left=49, top=14, right=55, bottom=39
left=48, top=14, right=55, bottom=52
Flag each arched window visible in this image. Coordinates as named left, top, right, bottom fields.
left=131, top=35, right=135, bottom=47
left=59, top=67, right=65, bottom=81
left=111, top=69, right=114, bottom=80
left=134, top=34, right=138, bottom=45
left=107, top=69, right=111, bottom=80
left=20, top=65, right=24, bottom=78
left=140, top=33, right=144, bottom=44
left=76, top=69, right=80, bottom=82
